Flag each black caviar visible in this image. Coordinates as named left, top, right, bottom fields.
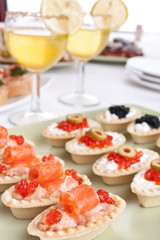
left=109, top=105, right=130, bottom=119
left=135, top=114, right=160, bottom=128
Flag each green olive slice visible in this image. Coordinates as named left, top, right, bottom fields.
left=66, top=113, right=83, bottom=124
left=118, top=144, right=136, bottom=158
left=150, top=159, right=160, bottom=172
left=87, top=127, right=106, bottom=141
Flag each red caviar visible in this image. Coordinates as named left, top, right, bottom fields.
left=46, top=209, right=62, bottom=225
left=144, top=169, right=160, bottom=185
left=79, top=132, right=113, bottom=149
left=57, top=118, right=89, bottom=132
left=9, top=135, right=24, bottom=145
left=65, top=169, right=82, bottom=185
left=107, top=151, right=143, bottom=169
left=0, top=164, right=7, bottom=174
left=97, top=189, right=115, bottom=205
left=15, top=179, right=38, bottom=198
left=42, top=154, right=54, bottom=162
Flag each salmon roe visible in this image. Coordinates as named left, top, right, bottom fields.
left=57, top=118, right=89, bottom=132
left=79, top=132, right=113, bottom=149
left=9, top=135, right=24, bottom=145
left=15, top=179, right=38, bottom=198
left=46, top=209, right=62, bottom=225
left=65, top=169, right=83, bottom=185
left=144, top=169, right=160, bottom=185
left=107, top=151, right=143, bottom=169
left=97, top=189, right=115, bottom=205
left=0, top=164, right=7, bottom=174
left=42, top=154, right=54, bottom=162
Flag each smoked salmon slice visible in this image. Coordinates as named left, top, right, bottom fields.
left=29, top=159, right=63, bottom=183
left=60, top=184, right=99, bottom=216
left=3, top=144, right=35, bottom=165
left=41, top=175, right=66, bottom=194
left=0, top=126, right=8, bottom=148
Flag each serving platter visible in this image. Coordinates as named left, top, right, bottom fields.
left=0, top=104, right=160, bottom=240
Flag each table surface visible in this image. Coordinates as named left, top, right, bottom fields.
left=0, top=61, right=159, bottom=128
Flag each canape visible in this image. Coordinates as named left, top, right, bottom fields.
left=27, top=184, right=126, bottom=240
left=131, top=158, right=160, bottom=207
left=1, top=161, right=90, bottom=219
left=65, top=127, right=126, bottom=164
left=0, top=85, right=8, bottom=106
left=96, top=105, right=140, bottom=131
left=127, top=114, right=160, bottom=143
left=157, top=137, right=160, bottom=148
left=42, top=113, right=100, bottom=147
left=92, top=144, right=159, bottom=185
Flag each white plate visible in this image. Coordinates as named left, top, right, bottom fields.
left=0, top=77, right=52, bottom=113
left=126, top=69, right=160, bottom=91
left=126, top=57, right=160, bottom=77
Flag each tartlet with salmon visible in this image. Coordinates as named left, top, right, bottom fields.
left=42, top=113, right=100, bottom=147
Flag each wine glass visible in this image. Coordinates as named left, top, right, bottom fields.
left=4, top=12, right=68, bottom=125
left=58, top=14, right=110, bottom=107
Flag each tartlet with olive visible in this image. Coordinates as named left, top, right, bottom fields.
left=96, top=105, right=140, bottom=131
left=127, top=114, right=160, bottom=144
left=92, top=144, right=159, bottom=185
left=131, top=158, right=160, bottom=207
left=65, top=127, right=126, bottom=164
left=42, top=114, right=100, bottom=147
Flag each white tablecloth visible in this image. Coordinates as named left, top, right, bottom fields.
left=0, top=61, right=159, bottom=128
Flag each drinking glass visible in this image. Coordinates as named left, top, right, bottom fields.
left=58, top=14, right=110, bottom=107
left=5, top=12, right=68, bottom=125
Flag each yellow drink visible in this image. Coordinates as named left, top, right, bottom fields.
left=5, top=28, right=68, bottom=72
left=67, top=28, right=110, bottom=61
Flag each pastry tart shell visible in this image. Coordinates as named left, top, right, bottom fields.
left=131, top=181, right=160, bottom=208
left=157, top=137, right=160, bottom=148
left=27, top=193, right=126, bottom=240
left=127, top=122, right=160, bottom=144
left=96, top=108, right=140, bottom=131
left=65, top=134, right=126, bottom=164
left=1, top=174, right=91, bottom=219
left=0, top=86, right=8, bottom=106
left=92, top=149, right=159, bottom=185
left=42, top=120, right=100, bottom=147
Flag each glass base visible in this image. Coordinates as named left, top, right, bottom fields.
left=9, top=111, right=57, bottom=126
left=58, top=92, right=100, bottom=107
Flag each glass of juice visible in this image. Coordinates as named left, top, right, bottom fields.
left=4, top=12, right=68, bottom=125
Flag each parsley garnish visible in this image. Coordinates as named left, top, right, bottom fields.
left=10, top=66, right=27, bottom=76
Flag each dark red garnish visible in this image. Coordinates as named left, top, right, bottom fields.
left=9, top=135, right=24, bottom=145
left=78, top=132, right=113, bottom=149
left=0, top=164, right=7, bottom=174
left=144, top=169, right=160, bottom=185
left=97, top=189, right=115, bottom=205
left=65, top=169, right=82, bottom=185
left=42, top=154, right=54, bottom=162
left=15, top=179, right=38, bottom=198
left=107, top=151, right=143, bottom=169
left=46, top=209, right=62, bottom=225
left=57, top=118, right=89, bottom=133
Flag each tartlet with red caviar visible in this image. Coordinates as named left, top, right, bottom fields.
left=1, top=161, right=90, bottom=219
left=92, top=144, right=159, bottom=185
left=27, top=185, right=126, bottom=240
left=131, top=158, right=160, bottom=207
left=42, top=114, right=100, bottom=147
left=96, top=105, right=140, bottom=131
left=65, top=127, right=126, bottom=164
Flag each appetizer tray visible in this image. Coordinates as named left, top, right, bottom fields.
left=0, top=104, right=160, bottom=240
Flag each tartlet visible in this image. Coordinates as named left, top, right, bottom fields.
left=2, top=163, right=90, bottom=219
left=0, top=85, right=8, bottom=106
left=27, top=185, right=126, bottom=240
left=96, top=105, right=140, bottom=131
left=157, top=137, right=160, bottom=148
left=42, top=113, right=100, bottom=147
left=127, top=114, right=160, bottom=143
left=65, top=128, right=126, bottom=164
left=92, top=145, right=159, bottom=185
left=131, top=159, right=160, bottom=207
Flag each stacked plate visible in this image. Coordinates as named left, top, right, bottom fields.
left=125, top=57, right=160, bottom=90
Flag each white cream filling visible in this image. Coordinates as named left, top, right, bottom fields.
left=98, top=148, right=153, bottom=171
left=104, top=108, right=136, bottom=121
left=133, top=170, right=160, bottom=190
left=48, top=120, right=96, bottom=135
left=135, top=122, right=151, bottom=133
left=73, top=131, right=123, bottom=150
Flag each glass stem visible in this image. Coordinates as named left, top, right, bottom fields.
left=30, top=74, right=41, bottom=113
left=76, top=61, right=85, bottom=94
